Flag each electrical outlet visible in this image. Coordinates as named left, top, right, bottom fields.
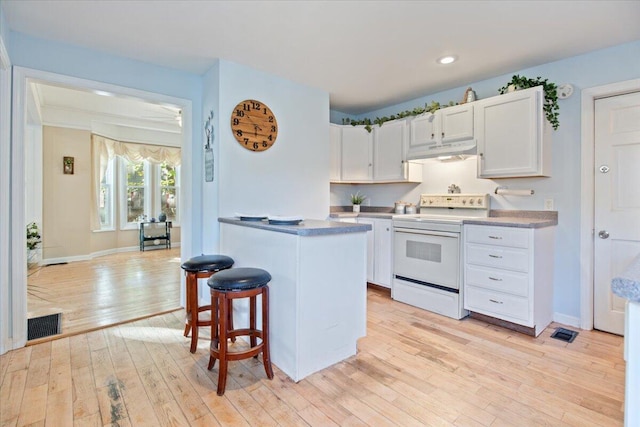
left=544, top=198, right=554, bottom=211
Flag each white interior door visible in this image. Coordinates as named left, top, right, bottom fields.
left=594, top=92, right=640, bottom=335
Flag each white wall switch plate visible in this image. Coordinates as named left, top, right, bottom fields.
left=544, top=198, right=554, bottom=211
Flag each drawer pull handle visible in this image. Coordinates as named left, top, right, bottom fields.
left=488, top=277, right=503, bottom=281
left=489, top=299, right=504, bottom=304
left=488, top=235, right=502, bottom=239
left=489, top=254, right=503, bottom=259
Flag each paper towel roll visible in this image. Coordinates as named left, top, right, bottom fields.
left=495, top=188, right=534, bottom=196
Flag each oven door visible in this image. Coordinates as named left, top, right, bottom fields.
left=394, top=227, right=460, bottom=291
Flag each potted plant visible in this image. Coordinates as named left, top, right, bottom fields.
left=350, top=191, right=366, bottom=213
left=498, top=75, right=560, bottom=130
left=26, top=222, right=42, bottom=268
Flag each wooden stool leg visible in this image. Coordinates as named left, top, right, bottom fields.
left=250, top=295, right=257, bottom=350
left=261, top=287, right=274, bottom=379
left=228, top=299, right=236, bottom=343
left=208, top=292, right=219, bottom=370
left=183, top=272, right=192, bottom=337
left=217, top=293, right=229, bottom=396
left=189, top=276, right=200, bottom=353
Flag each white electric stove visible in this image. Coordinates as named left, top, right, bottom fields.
left=392, top=194, right=490, bottom=319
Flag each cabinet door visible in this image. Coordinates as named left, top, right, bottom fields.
left=476, top=86, right=544, bottom=178
left=409, top=113, right=438, bottom=151
left=341, top=126, right=372, bottom=181
left=373, top=120, right=406, bottom=181
left=441, top=104, right=474, bottom=143
left=358, top=218, right=375, bottom=282
left=373, top=219, right=392, bottom=288
left=329, top=124, right=342, bottom=182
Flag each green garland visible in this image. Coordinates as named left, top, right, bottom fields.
left=342, top=75, right=560, bottom=132
left=342, top=101, right=457, bottom=132
left=498, top=75, right=559, bottom=130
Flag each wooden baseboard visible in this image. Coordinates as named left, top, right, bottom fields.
left=469, top=311, right=536, bottom=337
left=366, top=282, right=391, bottom=296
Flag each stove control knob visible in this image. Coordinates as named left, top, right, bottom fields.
left=477, top=198, right=483, bottom=205
left=462, top=199, right=467, bottom=204
left=429, top=199, right=434, bottom=204
left=469, top=198, right=475, bottom=205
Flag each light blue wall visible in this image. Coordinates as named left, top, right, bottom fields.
left=331, top=40, right=640, bottom=323
left=201, top=60, right=221, bottom=254
left=216, top=60, right=331, bottom=222
left=7, top=31, right=205, bottom=253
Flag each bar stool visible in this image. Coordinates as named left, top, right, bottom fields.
left=181, top=254, right=234, bottom=353
left=207, top=267, right=274, bottom=396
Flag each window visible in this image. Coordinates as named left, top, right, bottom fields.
left=158, top=162, right=179, bottom=222
left=98, top=159, right=115, bottom=229
left=123, top=159, right=148, bottom=224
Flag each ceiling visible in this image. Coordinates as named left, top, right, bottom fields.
left=4, top=1, right=640, bottom=115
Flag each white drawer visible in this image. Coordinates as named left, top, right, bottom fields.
left=465, top=285, right=531, bottom=324
left=465, top=225, right=529, bottom=248
left=466, top=243, right=529, bottom=272
left=465, top=265, right=529, bottom=297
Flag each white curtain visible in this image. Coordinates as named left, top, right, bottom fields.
left=90, top=134, right=181, bottom=230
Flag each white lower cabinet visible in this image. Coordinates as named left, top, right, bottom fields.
left=463, top=224, right=555, bottom=336
left=357, top=217, right=392, bottom=289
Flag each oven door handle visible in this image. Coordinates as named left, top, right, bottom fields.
left=393, top=227, right=460, bottom=238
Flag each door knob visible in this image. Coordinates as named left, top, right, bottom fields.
left=599, top=165, right=610, bottom=173
left=598, top=230, right=610, bottom=239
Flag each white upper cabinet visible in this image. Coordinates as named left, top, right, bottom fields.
left=341, top=125, right=373, bottom=181
left=373, top=119, right=407, bottom=181
left=329, top=124, right=342, bottom=182
left=335, top=122, right=420, bottom=183
left=408, top=104, right=474, bottom=155
left=475, top=86, right=552, bottom=178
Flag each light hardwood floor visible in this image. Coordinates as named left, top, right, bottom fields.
left=27, top=248, right=182, bottom=343
left=1, top=286, right=624, bottom=426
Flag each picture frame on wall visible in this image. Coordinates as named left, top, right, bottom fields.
left=63, top=156, right=74, bottom=175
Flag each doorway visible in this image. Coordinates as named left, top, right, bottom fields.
left=580, top=78, right=640, bottom=333
left=7, top=66, right=194, bottom=350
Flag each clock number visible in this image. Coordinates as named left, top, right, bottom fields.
left=233, top=118, right=239, bottom=126
left=236, top=109, right=244, bottom=117
left=243, top=138, right=249, bottom=144
left=243, top=103, right=250, bottom=111
left=253, top=142, right=259, bottom=150
left=251, top=101, right=261, bottom=110
left=262, top=141, right=268, bottom=148
left=236, top=130, right=243, bottom=137
left=268, top=115, right=274, bottom=123
left=271, top=125, right=276, bottom=132
left=268, top=135, right=272, bottom=141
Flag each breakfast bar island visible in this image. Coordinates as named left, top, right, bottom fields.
left=218, top=217, right=371, bottom=382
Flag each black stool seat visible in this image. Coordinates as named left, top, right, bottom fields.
left=181, top=254, right=234, bottom=273
left=208, top=267, right=272, bottom=291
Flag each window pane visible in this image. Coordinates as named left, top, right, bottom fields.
left=126, top=161, right=145, bottom=222
left=127, top=161, right=145, bottom=186
left=160, top=162, right=178, bottom=222
left=127, top=187, right=145, bottom=222
left=161, top=187, right=177, bottom=221
left=99, top=161, right=113, bottom=228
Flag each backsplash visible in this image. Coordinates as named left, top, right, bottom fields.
left=330, top=156, right=558, bottom=212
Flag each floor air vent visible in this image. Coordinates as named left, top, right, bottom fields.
left=550, top=327, right=578, bottom=343
left=28, top=313, right=62, bottom=340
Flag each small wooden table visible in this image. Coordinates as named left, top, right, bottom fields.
left=139, top=221, right=172, bottom=251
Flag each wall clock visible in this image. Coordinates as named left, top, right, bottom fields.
left=230, top=99, right=278, bottom=152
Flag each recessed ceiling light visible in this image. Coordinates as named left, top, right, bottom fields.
left=437, top=55, right=457, bottom=65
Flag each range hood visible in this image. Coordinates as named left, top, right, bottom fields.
left=406, top=139, right=477, bottom=160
